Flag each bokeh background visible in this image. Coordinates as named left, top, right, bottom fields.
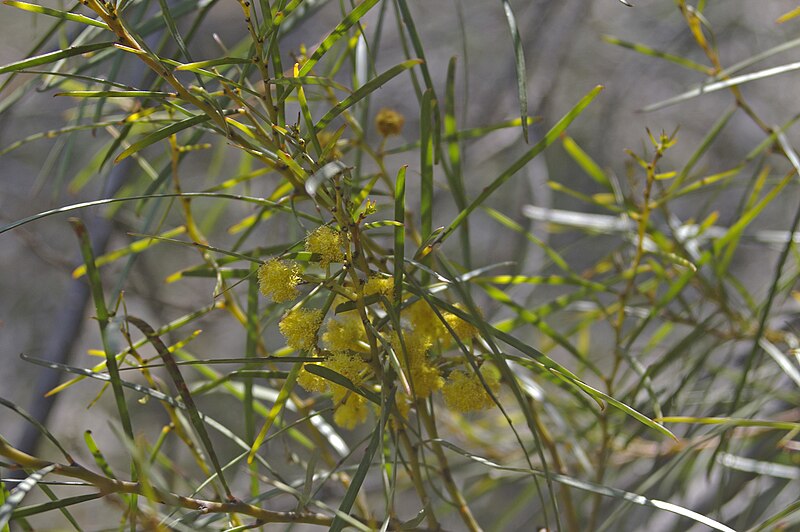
left=2, top=0, right=799, bottom=529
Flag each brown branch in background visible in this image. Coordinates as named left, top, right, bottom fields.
left=15, top=157, right=134, bottom=459
left=0, top=435, right=334, bottom=527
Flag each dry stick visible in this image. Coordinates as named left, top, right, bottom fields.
left=291, top=396, right=374, bottom=522
left=125, top=315, right=233, bottom=501
left=417, top=403, right=482, bottom=532
left=0, top=435, right=333, bottom=526
left=396, top=427, right=441, bottom=530
left=676, top=1, right=772, bottom=134
left=15, top=163, right=131, bottom=459
left=83, top=0, right=325, bottom=206
left=589, top=142, right=666, bottom=530
left=528, top=398, right=580, bottom=532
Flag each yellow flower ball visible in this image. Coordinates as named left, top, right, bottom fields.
left=279, top=308, right=323, bottom=351
left=333, top=393, right=369, bottom=430
left=409, top=363, right=444, bottom=399
left=364, top=275, right=394, bottom=300
left=394, top=393, right=412, bottom=421
left=404, top=300, right=447, bottom=345
left=376, top=108, right=405, bottom=137
left=326, top=352, right=369, bottom=385
left=297, top=363, right=328, bottom=393
left=258, top=259, right=302, bottom=303
left=443, top=303, right=479, bottom=346
left=305, top=226, right=345, bottom=267
left=391, top=330, right=432, bottom=371
left=322, top=314, right=367, bottom=353
left=442, top=366, right=500, bottom=413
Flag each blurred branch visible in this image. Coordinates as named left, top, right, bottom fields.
left=0, top=435, right=335, bottom=526
left=16, top=158, right=133, bottom=458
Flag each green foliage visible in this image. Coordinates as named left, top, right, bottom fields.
left=1, top=1, right=799, bottom=530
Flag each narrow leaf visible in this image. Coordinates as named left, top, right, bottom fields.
left=298, top=0, right=381, bottom=77
left=55, top=90, right=176, bottom=98
left=657, top=417, right=800, bottom=431
left=0, top=42, right=114, bottom=74
left=420, top=89, right=434, bottom=241
left=394, top=165, right=407, bottom=306
left=11, top=494, right=103, bottom=520
left=125, top=316, right=233, bottom=498
left=434, top=85, right=604, bottom=248
left=643, top=60, right=800, bottom=112
left=502, top=0, right=529, bottom=141
left=3, top=1, right=108, bottom=29
left=115, top=114, right=212, bottom=163
left=175, top=57, right=252, bottom=71
left=248, top=363, right=301, bottom=464
left=329, top=419, right=386, bottom=532
left=314, top=60, right=422, bottom=131
left=69, top=219, right=135, bottom=447
left=0, top=465, right=56, bottom=529
left=602, top=34, right=710, bottom=73
left=72, top=226, right=186, bottom=278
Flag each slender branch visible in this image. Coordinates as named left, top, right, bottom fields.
left=417, top=403, right=482, bottom=532
left=0, top=435, right=333, bottom=526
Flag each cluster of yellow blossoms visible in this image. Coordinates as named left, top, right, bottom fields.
left=443, top=366, right=501, bottom=413
left=257, top=259, right=301, bottom=303
left=257, top=223, right=500, bottom=430
left=278, top=308, right=323, bottom=351
left=304, top=225, right=345, bottom=267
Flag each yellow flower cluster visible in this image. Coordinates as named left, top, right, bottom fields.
left=442, top=366, right=500, bottom=413
left=392, top=331, right=443, bottom=399
left=297, top=363, right=328, bottom=393
left=443, top=303, right=479, bottom=346
left=326, top=352, right=369, bottom=397
left=279, top=308, right=323, bottom=351
left=258, top=259, right=302, bottom=303
left=334, top=393, right=368, bottom=430
left=405, top=300, right=448, bottom=343
left=364, top=275, right=394, bottom=300
left=405, top=300, right=480, bottom=348
left=376, top=108, right=405, bottom=137
left=264, top=250, right=495, bottom=428
left=322, top=314, right=367, bottom=353
left=409, top=363, right=444, bottom=398
left=296, top=351, right=373, bottom=430
left=394, top=393, right=411, bottom=421
left=305, top=226, right=345, bottom=267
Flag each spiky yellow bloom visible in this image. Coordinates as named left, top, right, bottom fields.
left=322, top=314, right=367, bottom=353
left=390, top=330, right=441, bottom=398
left=404, top=300, right=447, bottom=344
left=389, top=393, right=413, bottom=430
left=394, top=393, right=412, bottom=421
left=443, top=303, right=479, bottom=346
left=334, top=393, right=369, bottom=429
left=326, top=352, right=369, bottom=384
left=391, top=330, right=432, bottom=370
left=258, top=259, right=302, bottom=303
left=409, top=363, right=444, bottom=398
left=364, top=275, right=394, bottom=300
left=279, top=308, right=323, bottom=351
left=326, top=351, right=371, bottom=402
left=305, top=226, right=345, bottom=267
left=376, top=108, right=405, bottom=137
left=297, top=363, right=328, bottom=393
left=442, top=366, right=500, bottom=413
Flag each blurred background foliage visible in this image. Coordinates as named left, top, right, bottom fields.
left=1, top=0, right=800, bottom=530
